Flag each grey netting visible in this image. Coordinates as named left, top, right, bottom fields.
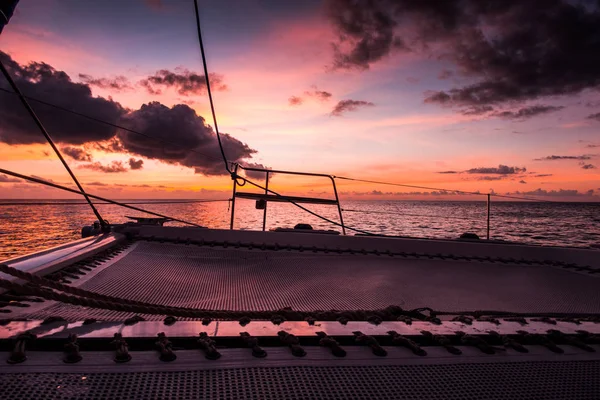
left=1, top=361, right=599, bottom=400
left=17, top=241, right=600, bottom=321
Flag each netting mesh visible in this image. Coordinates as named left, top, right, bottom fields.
left=16, top=241, right=600, bottom=321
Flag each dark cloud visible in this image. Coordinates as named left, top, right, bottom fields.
left=288, top=96, right=303, bottom=106
left=580, top=163, right=596, bottom=169
left=492, top=105, right=564, bottom=120
left=304, top=86, right=333, bottom=101
left=78, top=161, right=128, bottom=173
left=327, top=0, right=600, bottom=110
left=139, top=69, right=226, bottom=96
left=533, top=174, right=553, bottom=177
left=60, top=146, right=93, bottom=162
left=534, top=155, right=592, bottom=161
left=437, top=170, right=458, bottom=174
left=0, top=51, right=125, bottom=145
left=0, top=174, right=21, bottom=183
left=586, top=144, right=600, bottom=148
left=466, top=165, right=526, bottom=175
left=588, top=112, right=600, bottom=121
left=0, top=53, right=264, bottom=177
left=128, top=158, right=144, bottom=170
left=519, top=180, right=527, bottom=184
left=93, top=138, right=125, bottom=153
left=78, top=74, right=133, bottom=91
left=290, top=87, right=333, bottom=106
left=475, top=176, right=504, bottom=181
left=510, top=188, right=595, bottom=197
left=461, top=105, right=494, bottom=115
left=118, top=102, right=260, bottom=176
left=330, top=99, right=374, bottom=116
left=87, top=181, right=108, bottom=186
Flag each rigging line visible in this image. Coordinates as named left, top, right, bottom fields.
left=485, top=193, right=556, bottom=203
left=334, top=176, right=487, bottom=196
left=0, top=87, right=227, bottom=165
left=0, top=61, right=108, bottom=230
left=0, top=168, right=205, bottom=228
left=0, top=199, right=230, bottom=206
left=334, top=175, right=556, bottom=203
left=193, top=0, right=231, bottom=174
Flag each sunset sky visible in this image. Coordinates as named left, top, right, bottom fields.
left=1, top=0, right=599, bottom=201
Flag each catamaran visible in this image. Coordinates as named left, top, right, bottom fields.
left=0, top=1, right=599, bottom=399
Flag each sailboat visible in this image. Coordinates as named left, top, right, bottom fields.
left=1, top=1, right=599, bottom=399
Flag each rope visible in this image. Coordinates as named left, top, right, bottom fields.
left=0, top=168, right=204, bottom=228
left=193, top=0, right=231, bottom=175
left=0, top=61, right=108, bottom=229
left=0, top=200, right=229, bottom=206
left=334, top=176, right=556, bottom=203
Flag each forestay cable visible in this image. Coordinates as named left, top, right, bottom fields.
left=0, top=61, right=109, bottom=229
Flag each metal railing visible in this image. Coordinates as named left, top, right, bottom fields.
left=230, top=164, right=346, bottom=235
left=228, top=166, right=548, bottom=240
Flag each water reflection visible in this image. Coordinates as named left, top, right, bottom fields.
left=1, top=200, right=598, bottom=259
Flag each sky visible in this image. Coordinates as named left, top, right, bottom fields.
left=0, top=0, right=600, bottom=201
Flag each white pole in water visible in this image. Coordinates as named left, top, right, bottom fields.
left=487, top=194, right=491, bottom=240
left=262, top=171, right=269, bottom=231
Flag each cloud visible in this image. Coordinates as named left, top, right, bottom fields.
left=534, top=155, right=592, bottom=161
left=304, top=86, right=333, bottom=101
left=466, top=165, right=526, bottom=175
left=0, top=174, right=21, bottom=183
left=327, top=0, right=600, bottom=109
left=330, top=99, right=374, bottom=116
left=87, top=181, right=108, bottom=186
left=580, top=163, right=596, bottom=169
left=491, top=105, right=564, bottom=120
left=78, top=74, right=133, bottom=91
left=139, top=69, right=226, bottom=96
left=118, top=102, right=261, bottom=176
left=586, top=144, right=600, bottom=148
left=519, top=180, right=527, bottom=184
left=437, top=170, right=458, bottom=174
left=60, top=146, right=92, bottom=161
left=78, top=161, right=128, bottom=173
left=461, top=105, right=494, bottom=115
left=0, top=53, right=264, bottom=177
left=475, top=176, right=504, bottom=181
left=128, top=158, right=144, bottom=170
left=587, top=112, right=600, bottom=121
left=288, top=96, right=303, bottom=106
left=509, top=188, right=596, bottom=197
left=0, top=51, right=125, bottom=145
left=289, top=86, right=333, bottom=106
left=93, top=138, right=124, bottom=153
left=533, top=174, right=553, bottom=177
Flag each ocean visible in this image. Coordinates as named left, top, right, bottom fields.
left=0, top=199, right=599, bottom=260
